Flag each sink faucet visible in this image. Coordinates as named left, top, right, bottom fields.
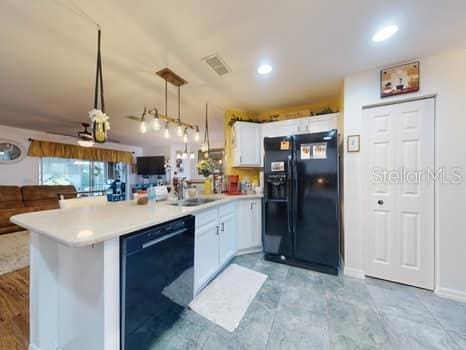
left=178, top=178, right=188, bottom=200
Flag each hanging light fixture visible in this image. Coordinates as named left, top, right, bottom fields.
left=201, top=103, right=210, bottom=155
left=189, top=151, right=195, bottom=159
left=139, top=107, right=148, bottom=134
left=183, top=128, right=188, bottom=143
left=182, top=143, right=188, bottom=159
left=164, top=122, right=170, bottom=138
left=176, top=86, right=184, bottom=137
left=88, top=29, right=110, bottom=143
left=194, top=126, right=200, bottom=142
left=152, top=109, right=161, bottom=131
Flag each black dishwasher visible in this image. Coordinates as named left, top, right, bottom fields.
left=120, top=215, right=195, bottom=350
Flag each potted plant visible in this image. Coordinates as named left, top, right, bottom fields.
left=196, top=158, right=216, bottom=194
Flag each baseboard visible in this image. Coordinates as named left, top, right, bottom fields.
left=435, top=286, right=466, bottom=303
left=343, top=266, right=365, bottom=279
left=235, top=247, right=262, bottom=256
left=29, top=344, right=40, bottom=350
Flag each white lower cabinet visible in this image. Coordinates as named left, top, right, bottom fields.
left=219, top=212, right=236, bottom=266
left=236, top=199, right=262, bottom=253
left=194, top=220, right=220, bottom=292
left=194, top=203, right=238, bottom=294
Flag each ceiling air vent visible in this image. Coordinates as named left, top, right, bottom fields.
left=202, top=53, right=231, bottom=76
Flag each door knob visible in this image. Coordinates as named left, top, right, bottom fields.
left=377, top=200, right=384, bottom=205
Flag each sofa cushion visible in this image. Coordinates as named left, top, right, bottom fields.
left=0, top=207, right=36, bottom=226
left=0, top=186, right=24, bottom=209
left=21, top=185, right=76, bottom=203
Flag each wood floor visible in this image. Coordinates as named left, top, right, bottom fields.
left=0, top=267, right=29, bottom=350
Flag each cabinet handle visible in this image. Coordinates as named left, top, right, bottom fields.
left=221, top=222, right=224, bottom=232
left=240, top=156, right=242, bottom=164
left=216, top=225, right=219, bottom=235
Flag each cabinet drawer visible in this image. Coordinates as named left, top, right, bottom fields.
left=195, top=208, right=218, bottom=229
left=219, top=202, right=236, bottom=218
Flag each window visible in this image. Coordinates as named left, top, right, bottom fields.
left=40, top=157, right=127, bottom=194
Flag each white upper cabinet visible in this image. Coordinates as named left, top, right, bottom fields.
left=232, top=122, right=261, bottom=167
left=260, top=113, right=340, bottom=166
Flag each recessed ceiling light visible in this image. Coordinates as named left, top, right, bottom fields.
left=257, top=64, right=272, bottom=75
left=372, top=25, right=398, bottom=42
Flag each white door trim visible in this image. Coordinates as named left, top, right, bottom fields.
left=362, top=96, right=436, bottom=290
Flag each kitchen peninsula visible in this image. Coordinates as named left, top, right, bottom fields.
left=11, top=194, right=262, bottom=350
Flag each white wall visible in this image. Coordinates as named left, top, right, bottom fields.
left=343, top=49, right=466, bottom=299
left=0, top=124, right=143, bottom=186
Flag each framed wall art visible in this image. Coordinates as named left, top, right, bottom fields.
left=347, top=135, right=360, bottom=153
left=381, top=61, right=420, bottom=98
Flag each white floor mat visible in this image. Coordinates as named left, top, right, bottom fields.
left=189, top=263, right=267, bottom=332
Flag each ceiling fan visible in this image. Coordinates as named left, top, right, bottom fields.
left=46, top=123, right=121, bottom=146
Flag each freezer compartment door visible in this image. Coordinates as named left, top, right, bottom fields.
left=263, top=200, right=292, bottom=256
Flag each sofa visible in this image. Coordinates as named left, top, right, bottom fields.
left=0, top=185, right=76, bottom=235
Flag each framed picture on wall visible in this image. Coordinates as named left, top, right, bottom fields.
left=381, top=61, right=420, bottom=98
left=347, top=135, right=360, bottom=153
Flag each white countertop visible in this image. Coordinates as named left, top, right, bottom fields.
left=11, top=194, right=262, bottom=247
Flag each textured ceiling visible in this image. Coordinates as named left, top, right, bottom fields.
left=0, top=0, right=466, bottom=149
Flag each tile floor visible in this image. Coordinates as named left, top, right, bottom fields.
left=152, top=253, right=466, bottom=350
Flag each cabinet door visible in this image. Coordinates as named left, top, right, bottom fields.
left=237, top=200, right=253, bottom=250
left=219, top=213, right=236, bottom=266
left=273, top=120, right=298, bottom=137
left=195, top=221, right=219, bottom=291
left=234, top=122, right=261, bottom=166
left=251, top=199, right=262, bottom=247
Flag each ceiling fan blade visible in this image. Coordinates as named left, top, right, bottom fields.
left=45, top=131, right=77, bottom=139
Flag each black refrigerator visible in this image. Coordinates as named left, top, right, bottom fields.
left=262, top=130, right=340, bottom=275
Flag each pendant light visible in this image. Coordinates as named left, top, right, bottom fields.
left=163, top=79, right=170, bottom=138
left=164, top=122, right=170, bottom=139
left=176, top=86, right=183, bottom=137
left=140, top=107, right=148, bottom=134
left=89, top=29, right=110, bottom=143
left=183, top=128, right=188, bottom=143
left=152, top=109, right=161, bottom=131
left=201, top=103, right=210, bottom=154
left=182, top=143, right=188, bottom=159
left=194, top=126, right=200, bottom=142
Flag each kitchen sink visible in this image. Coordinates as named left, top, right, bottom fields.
left=167, top=198, right=220, bottom=207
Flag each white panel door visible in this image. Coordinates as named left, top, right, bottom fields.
left=363, top=98, right=435, bottom=289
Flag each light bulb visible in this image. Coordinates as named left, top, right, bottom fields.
left=140, top=120, right=147, bottom=134
left=176, top=152, right=182, bottom=159
left=183, top=128, right=188, bottom=143
left=182, top=151, right=188, bottom=159
left=152, top=117, right=161, bottom=131
left=200, top=143, right=208, bottom=152
left=189, top=152, right=195, bottom=159
left=164, top=123, right=170, bottom=138
left=194, top=127, right=200, bottom=142
left=176, top=123, right=183, bottom=137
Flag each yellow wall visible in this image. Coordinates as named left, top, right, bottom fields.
left=224, top=98, right=341, bottom=186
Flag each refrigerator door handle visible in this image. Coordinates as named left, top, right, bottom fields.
left=287, top=159, right=293, bottom=234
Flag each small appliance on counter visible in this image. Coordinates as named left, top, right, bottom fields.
left=213, top=174, right=225, bottom=194
left=225, top=175, right=241, bottom=195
